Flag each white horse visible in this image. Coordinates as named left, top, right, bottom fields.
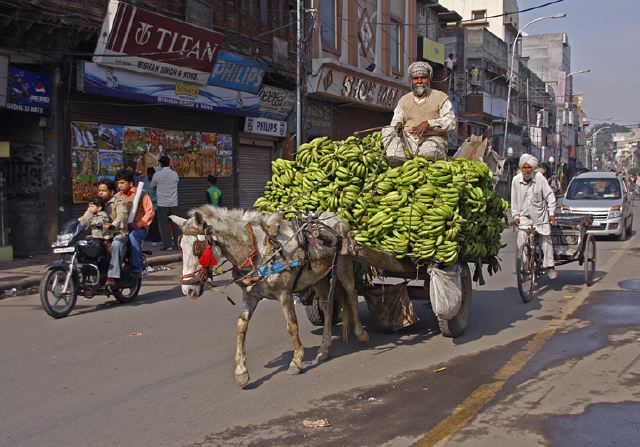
left=170, top=206, right=368, bottom=388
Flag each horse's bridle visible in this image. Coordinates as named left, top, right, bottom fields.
left=180, top=224, right=218, bottom=285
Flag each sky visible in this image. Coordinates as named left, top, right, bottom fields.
left=519, top=0, right=640, bottom=127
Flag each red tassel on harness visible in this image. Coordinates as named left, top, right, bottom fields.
left=198, top=244, right=218, bottom=268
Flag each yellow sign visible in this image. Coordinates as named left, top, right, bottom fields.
left=0, top=141, right=9, bottom=158
left=175, top=82, right=199, bottom=98
left=422, top=38, right=445, bottom=65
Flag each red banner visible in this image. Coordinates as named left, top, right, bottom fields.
left=93, top=0, right=224, bottom=85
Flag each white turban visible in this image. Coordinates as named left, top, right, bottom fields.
left=519, top=154, right=538, bottom=169
left=408, top=61, right=433, bottom=78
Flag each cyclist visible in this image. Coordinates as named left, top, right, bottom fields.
left=511, top=154, right=558, bottom=279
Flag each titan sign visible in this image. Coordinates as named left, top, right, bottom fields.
left=93, top=0, right=224, bottom=85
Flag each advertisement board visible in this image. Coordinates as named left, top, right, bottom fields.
left=244, top=117, right=287, bottom=137
left=93, top=0, right=224, bottom=85
left=208, top=50, right=266, bottom=94
left=79, top=62, right=259, bottom=116
left=6, top=66, right=51, bottom=114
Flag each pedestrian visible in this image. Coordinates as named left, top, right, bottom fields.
left=142, top=167, right=161, bottom=242
left=205, top=175, right=222, bottom=206
left=470, top=65, right=480, bottom=93
left=115, top=171, right=155, bottom=278
left=150, top=155, right=181, bottom=251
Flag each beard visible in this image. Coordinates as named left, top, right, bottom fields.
left=522, top=172, right=533, bottom=181
left=412, top=83, right=429, bottom=97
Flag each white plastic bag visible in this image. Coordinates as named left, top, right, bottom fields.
left=428, top=264, right=462, bottom=320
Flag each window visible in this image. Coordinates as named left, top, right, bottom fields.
left=186, top=0, right=213, bottom=28
left=260, top=0, right=269, bottom=23
left=320, top=0, right=337, bottom=49
left=241, top=0, right=258, bottom=17
left=390, top=19, right=402, bottom=74
left=471, top=9, right=487, bottom=21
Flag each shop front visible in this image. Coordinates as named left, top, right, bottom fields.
left=0, top=63, right=57, bottom=257
left=306, top=64, right=409, bottom=140
left=69, top=61, right=260, bottom=218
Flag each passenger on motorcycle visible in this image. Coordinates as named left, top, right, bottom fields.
left=115, top=171, right=155, bottom=279
left=88, top=180, right=129, bottom=286
left=511, top=154, right=558, bottom=279
left=77, top=196, right=112, bottom=240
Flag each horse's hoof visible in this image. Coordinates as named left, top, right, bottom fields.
left=315, top=351, right=329, bottom=363
left=287, top=364, right=302, bottom=375
left=357, top=331, right=369, bottom=343
left=236, top=372, right=250, bottom=388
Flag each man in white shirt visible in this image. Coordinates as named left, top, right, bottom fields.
left=150, top=155, right=181, bottom=250
left=511, top=154, right=558, bottom=278
left=386, top=61, right=457, bottom=163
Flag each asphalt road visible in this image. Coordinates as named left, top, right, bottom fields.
left=1, top=207, right=638, bottom=447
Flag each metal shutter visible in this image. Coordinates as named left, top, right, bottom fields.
left=237, top=142, right=273, bottom=209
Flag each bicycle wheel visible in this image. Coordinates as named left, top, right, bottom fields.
left=583, top=234, right=596, bottom=286
left=516, top=244, right=535, bottom=303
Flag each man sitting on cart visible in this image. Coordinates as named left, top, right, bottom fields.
left=387, top=61, right=457, bottom=162
left=511, top=154, right=558, bottom=279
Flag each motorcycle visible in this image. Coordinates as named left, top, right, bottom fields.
left=40, top=220, right=147, bottom=319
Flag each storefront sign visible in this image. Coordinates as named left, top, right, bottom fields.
left=309, top=65, right=407, bottom=111
left=420, top=37, right=445, bottom=65
left=5, top=66, right=51, bottom=114
left=208, top=50, right=266, bottom=94
left=307, top=99, right=332, bottom=135
left=244, top=116, right=287, bottom=137
left=258, top=84, right=295, bottom=120
left=93, top=0, right=224, bottom=85
left=79, top=62, right=259, bottom=116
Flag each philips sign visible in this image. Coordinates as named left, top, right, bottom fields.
left=244, top=117, right=287, bottom=138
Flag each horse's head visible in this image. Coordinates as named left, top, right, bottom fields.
left=170, top=212, right=220, bottom=299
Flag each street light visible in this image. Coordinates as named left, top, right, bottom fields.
left=590, top=126, right=611, bottom=171
left=503, top=12, right=566, bottom=157
left=554, top=68, right=590, bottom=176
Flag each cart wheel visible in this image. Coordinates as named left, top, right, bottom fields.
left=516, top=244, right=536, bottom=303
left=438, top=263, right=472, bottom=338
left=584, top=234, right=596, bottom=286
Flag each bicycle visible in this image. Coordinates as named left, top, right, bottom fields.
left=515, top=223, right=545, bottom=303
left=514, top=215, right=596, bottom=303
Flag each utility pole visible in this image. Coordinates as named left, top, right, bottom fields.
left=296, top=0, right=303, bottom=151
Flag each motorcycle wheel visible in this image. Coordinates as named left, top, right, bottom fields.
left=112, top=276, right=141, bottom=304
left=40, top=267, right=78, bottom=319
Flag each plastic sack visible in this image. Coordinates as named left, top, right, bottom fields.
left=363, top=282, right=418, bottom=332
left=428, top=264, right=462, bottom=320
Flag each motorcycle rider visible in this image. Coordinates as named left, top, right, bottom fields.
left=115, top=171, right=155, bottom=279
left=90, top=180, right=128, bottom=287
left=511, top=154, right=558, bottom=279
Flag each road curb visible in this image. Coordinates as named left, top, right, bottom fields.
left=0, top=254, right=182, bottom=297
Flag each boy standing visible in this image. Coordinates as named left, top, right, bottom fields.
left=205, top=175, right=222, bottom=206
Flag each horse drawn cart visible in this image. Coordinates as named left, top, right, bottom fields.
left=303, top=243, right=475, bottom=338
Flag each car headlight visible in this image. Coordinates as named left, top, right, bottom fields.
left=609, top=205, right=623, bottom=218
left=561, top=204, right=571, bottom=213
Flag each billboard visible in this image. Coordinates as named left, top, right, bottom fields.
left=208, top=50, right=266, bottom=94
left=79, top=62, right=259, bottom=116
left=6, top=66, right=51, bottom=114
left=93, top=0, right=224, bottom=85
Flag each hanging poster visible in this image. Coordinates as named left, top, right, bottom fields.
left=71, top=122, right=99, bottom=149
left=98, top=150, right=124, bottom=179
left=97, top=124, right=124, bottom=150
left=71, top=149, right=99, bottom=203
left=216, top=134, right=233, bottom=176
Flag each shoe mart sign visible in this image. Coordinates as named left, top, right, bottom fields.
left=93, top=0, right=224, bottom=85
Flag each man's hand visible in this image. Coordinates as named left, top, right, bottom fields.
left=514, top=216, right=521, bottom=226
left=549, top=215, right=557, bottom=226
left=395, top=122, right=404, bottom=136
left=411, top=120, right=430, bottom=138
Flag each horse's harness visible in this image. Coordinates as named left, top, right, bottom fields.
left=180, top=216, right=342, bottom=291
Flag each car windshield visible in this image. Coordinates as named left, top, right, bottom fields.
left=566, top=178, right=621, bottom=200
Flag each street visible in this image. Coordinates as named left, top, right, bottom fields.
left=0, top=206, right=638, bottom=446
